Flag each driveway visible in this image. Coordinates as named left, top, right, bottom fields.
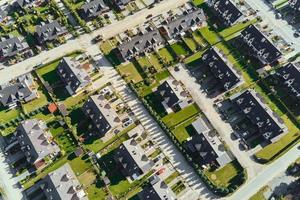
left=96, top=60, right=217, bottom=200
left=0, top=137, right=23, bottom=200
left=169, top=64, right=264, bottom=180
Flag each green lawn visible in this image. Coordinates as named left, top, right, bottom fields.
left=0, top=106, right=21, bottom=124
left=164, top=171, right=180, bottom=184
left=118, top=63, right=143, bottom=83
left=204, top=160, right=244, bottom=188
left=183, top=37, right=198, bottom=52
left=36, top=60, right=61, bottom=85
left=148, top=53, right=163, bottom=70
left=199, top=27, right=220, bottom=45
left=184, top=49, right=206, bottom=65
left=22, top=89, right=50, bottom=113
left=87, top=181, right=109, bottom=200
left=249, top=186, right=268, bottom=200
left=219, top=20, right=257, bottom=39
left=192, top=30, right=207, bottom=47
left=170, top=42, right=190, bottom=57
left=69, top=155, right=93, bottom=176
left=158, top=48, right=174, bottom=63
left=172, top=116, right=198, bottom=143
left=192, top=0, right=204, bottom=6
left=162, top=103, right=200, bottom=128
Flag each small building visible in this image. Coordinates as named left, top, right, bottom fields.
left=0, top=35, right=31, bottom=61
left=159, top=8, right=206, bottom=40
left=276, top=63, right=300, bottom=100
left=56, top=57, right=91, bottom=95
left=230, top=89, right=287, bottom=145
left=82, top=94, right=121, bottom=136
left=201, top=47, right=243, bottom=91
left=13, top=0, right=36, bottom=10
left=239, top=25, right=282, bottom=67
left=115, top=137, right=154, bottom=181
left=184, top=118, right=232, bottom=168
left=138, top=175, right=177, bottom=200
left=207, top=0, right=243, bottom=27
left=79, top=0, right=110, bottom=20
left=156, top=77, right=190, bottom=113
left=110, top=0, right=132, bottom=11
left=0, top=8, right=8, bottom=23
left=14, top=119, right=61, bottom=168
left=25, top=163, right=87, bottom=200
left=116, top=29, right=165, bottom=62
left=0, top=74, right=38, bottom=109
left=34, top=20, right=67, bottom=45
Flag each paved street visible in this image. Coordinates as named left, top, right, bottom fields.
left=243, top=0, right=300, bottom=57
left=96, top=60, right=216, bottom=200
left=169, top=64, right=264, bottom=181
left=0, top=0, right=189, bottom=84
left=230, top=144, right=300, bottom=200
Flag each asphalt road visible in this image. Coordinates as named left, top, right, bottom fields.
left=230, top=144, right=300, bottom=200
left=0, top=0, right=189, bottom=84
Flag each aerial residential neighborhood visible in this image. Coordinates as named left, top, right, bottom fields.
left=0, top=0, right=299, bottom=200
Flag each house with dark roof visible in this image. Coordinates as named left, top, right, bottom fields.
left=230, top=89, right=287, bottom=145
left=276, top=63, right=300, bottom=100
left=115, top=137, right=154, bottom=180
left=184, top=118, right=232, bottom=168
left=159, top=8, right=206, bottom=40
left=156, top=77, right=190, bottom=113
left=13, top=0, right=36, bottom=10
left=240, top=25, right=282, bottom=67
left=25, top=163, right=87, bottom=200
left=207, top=0, right=243, bottom=27
left=110, top=0, right=132, bottom=11
left=34, top=20, right=67, bottom=45
left=201, top=47, right=243, bottom=92
left=13, top=119, right=60, bottom=168
left=0, top=35, right=31, bottom=61
left=138, top=175, right=177, bottom=200
left=289, top=0, right=300, bottom=11
left=116, top=29, right=165, bottom=61
left=56, top=57, right=91, bottom=95
left=0, top=74, right=38, bottom=109
left=79, top=0, right=110, bottom=20
left=82, top=94, right=121, bottom=136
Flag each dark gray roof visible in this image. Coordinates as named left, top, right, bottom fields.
left=289, top=0, right=300, bottom=11
left=0, top=36, right=29, bottom=58
left=276, top=63, right=300, bottom=99
left=115, top=138, right=154, bottom=179
left=201, top=47, right=241, bottom=91
left=57, top=57, right=90, bottom=95
left=138, top=176, right=176, bottom=200
left=117, top=29, right=165, bottom=61
left=13, top=0, right=35, bottom=9
left=162, top=9, right=206, bottom=38
left=240, top=25, right=282, bottom=66
left=35, top=20, right=67, bottom=44
left=231, top=89, right=286, bottom=142
left=41, top=163, right=87, bottom=200
left=207, top=0, right=243, bottom=26
left=0, top=74, right=37, bottom=107
left=79, top=0, right=109, bottom=20
left=15, top=119, right=60, bottom=164
left=82, top=94, right=121, bottom=135
left=111, top=0, right=132, bottom=10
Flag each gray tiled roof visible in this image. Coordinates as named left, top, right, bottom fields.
left=117, top=29, right=165, bottom=60
left=201, top=47, right=241, bottom=91
left=16, top=119, right=60, bottom=164
left=14, top=0, right=35, bottom=9
left=35, top=20, right=67, bottom=44
left=240, top=25, right=282, bottom=66
left=41, top=163, right=87, bottom=200
left=0, top=74, right=37, bottom=107
left=207, top=0, right=243, bottom=26
left=57, top=57, right=90, bottom=95
left=276, top=63, right=300, bottom=99
left=289, top=0, right=300, bottom=11
left=231, top=89, right=287, bottom=142
left=162, top=9, right=206, bottom=38
left=111, top=0, right=132, bottom=10
left=82, top=94, right=121, bottom=135
left=79, top=0, right=109, bottom=20
left=0, top=36, right=29, bottom=58
left=115, top=138, right=154, bottom=179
